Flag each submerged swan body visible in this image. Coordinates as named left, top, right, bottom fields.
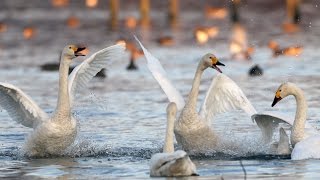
left=271, top=82, right=320, bottom=160
left=0, top=44, right=125, bottom=156
left=150, top=102, right=198, bottom=177
left=135, top=36, right=257, bottom=153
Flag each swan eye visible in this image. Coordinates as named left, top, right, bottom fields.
left=69, top=47, right=72, bottom=49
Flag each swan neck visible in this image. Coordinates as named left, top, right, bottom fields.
left=163, top=112, right=175, bottom=153
left=186, top=62, right=204, bottom=110
left=291, top=86, right=307, bottom=145
left=54, top=56, right=71, bottom=118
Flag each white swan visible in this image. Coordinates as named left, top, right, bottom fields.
left=150, top=102, right=198, bottom=177
left=270, top=82, right=320, bottom=160
left=0, top=44, right=125, bottom=157
left=135, top=36, right=257, bottom=152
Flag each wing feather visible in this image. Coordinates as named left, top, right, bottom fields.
left=0, top=83, right=48, bottom=128
left=68, top=44, right=125, bottom=106
left=134, top=36, right=185, bottom=110
left=252, top=111, right=318, bottom=142
left=199, top=74, right=256, bottom=122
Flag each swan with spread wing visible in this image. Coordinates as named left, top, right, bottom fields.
left=267, top=82, right=320, bottom=160
left=135, top=36, right=257, bottom=152
left=0, top=44, right=125, bottom=157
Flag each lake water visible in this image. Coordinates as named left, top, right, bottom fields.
left=0, top=0, right=320, bottom=179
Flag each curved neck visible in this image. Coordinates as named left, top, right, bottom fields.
left=185, top=62, right=205, bottom=111
left=291, top=86, right=307, bottom=146
left=163, top=111, right=175, bottom=153
left=53, top=56, right=71, bottom=118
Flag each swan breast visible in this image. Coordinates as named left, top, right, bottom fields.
left=24, top=117, right=77, bottom=156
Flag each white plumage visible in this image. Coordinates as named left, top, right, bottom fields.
left=135, top=37, right=185, bottom=110
left=256, top=82, right=320, bottom=160
left=0, top=83, right=48, bottom=128
left=135, top=36, right=256, bottom=152
left=150, top=102, right=198, bottom=177
left=199, top=73, right=257, bottom=124
left=68, top=44, right=124, bottom=106
left=150, top=150, right=197, bottom=177
left=0, top=44, right=125, bottom=157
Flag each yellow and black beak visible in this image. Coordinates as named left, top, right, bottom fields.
left=211, top=58, right=225, bottom=73
left=74, top=46, right=86, bottom=57
left=271, top=91, right=282, bottom=107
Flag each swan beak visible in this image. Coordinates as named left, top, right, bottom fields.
left=271, top=96, right=282, bottom=107
left=211, top=61, right=225, bottom=73
left=75, top=47, right=86, bottom=57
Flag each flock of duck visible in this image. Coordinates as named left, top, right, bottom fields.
left=0, top=36, right=319, bottom=177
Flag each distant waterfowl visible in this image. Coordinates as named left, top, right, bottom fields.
left=85, top=0, right=98, bottom=8
left=51, top=0, right=69, bottom=7
left=268, top=41, right=303, bottom=57
left=40, top=63, right=106, bottom=78
left=282, top=23, right=299, bottom=33
left=157, top=36, right=174, bottom=46
left=282, top=0, right=301, bottom=33
left=0, top=44, right=125, bottom=156
left=0, top=23, right=7, bottom=33
left=117, top=39, right=143, bottom=70
left=229, top=0, right=241, bottom=23
left=135, top=36, right=258, bottom=153
left=125, top=16, right=138, bottom=29
left=248, top=64, right=263, bottom=77
left=67, top=16, right=80, bottom=28
left=230, top=23, right=254, bottom=61
left=205, top=6, right=227, bottom=19
left=194, top=26, right=219, bottom=44
left=150, top=102, right=198, bottom=177
left=194, top=28, right=209, bottom=44
left=23, top=27, right=36, bottom=40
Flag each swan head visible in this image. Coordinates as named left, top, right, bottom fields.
left=202, top=53, right=225, bottom=73
left=63, top=45, right=86, bottom=59
left=271, top=82, right=295, bottom=107
left=167, top=102, right=177, bottom=117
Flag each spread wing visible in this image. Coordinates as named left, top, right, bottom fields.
left=134, top=36, right=185, bottom=110
left=252, top=111, right=318, bottom=142
left=68, top=44, right=125, bottom=106
left=199, top=74, right=256, bottom=123
left=0, top=83, right=48, bottom=128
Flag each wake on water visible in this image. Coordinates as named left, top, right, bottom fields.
left=0, top=131, right=290, bottom=160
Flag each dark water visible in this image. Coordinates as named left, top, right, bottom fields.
left=1, top=0, right=320, bottom=179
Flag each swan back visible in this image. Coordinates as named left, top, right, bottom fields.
left=150, top=150, right=198, bottom=177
